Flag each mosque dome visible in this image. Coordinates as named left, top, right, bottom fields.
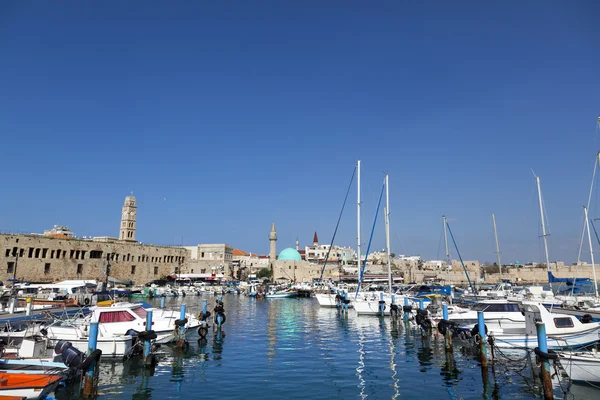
left=278, top=247, right=302, bottom=261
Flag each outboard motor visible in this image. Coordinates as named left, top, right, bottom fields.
left=55, top=340, right=84, bottom=369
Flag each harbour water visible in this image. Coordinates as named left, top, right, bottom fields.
left=56, top=295, right=598, bottom=399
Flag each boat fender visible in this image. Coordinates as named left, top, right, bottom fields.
left=40, top=328, right=48, bottom=336
left=137, top=330, right=158, bottom=341
left=84, top=298, right=91, bottom=306
left=198, top=311, right=212, bottom=321
left=174, top=318, right=188, bottom=327
left=144, top=353, right=157, bottom=368
left=343, top=299, right=351, bottom=305
left=437, top=319, right=451, bottom=335
left=390, top=304, right=399, bottom=311
left=215, top=312, right=226, bottom=325
left=534, top=347, right=558, bottom=360
left=125, top=329, right=139, bottom=337
left=402, top=306, right=412, bottom=312
left=214, top=305, right=225, bottom=314
left=80, top=349, right=103, bottom=372
left=420, top=319, right=432, bottom=330
left=198, top=326, right=209, bottom=338
left=581, top=314, right=593, bottom=324
left=470, top=323, right=488, bottom=337
left=417, top=309, right=428, bottom=316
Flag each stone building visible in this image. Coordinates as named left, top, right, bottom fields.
left=0, top=195, right=188, bottom=284
left=182, top=243, right=234, bottom=278
left=0, top=234, right=187, bottom=284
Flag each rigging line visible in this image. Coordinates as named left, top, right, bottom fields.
left=391, top=225, right=407, bottom=256
left=319, top=165, right=357, bottom=281
left=436, top=223, right=443, bottom=261
left=445, top=222, right=477, bottom=301
left=355, top=180, right=385, bottom=299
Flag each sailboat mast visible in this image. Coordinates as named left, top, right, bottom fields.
left=385, top=174, right=392, bottom=296
left=584, top=206, right=599, bottom=297
left=536, top=175, right=553, bottom=292
left=577, top=153, right=598, bottom=263
left=443, top=215, right=450, bottom=267
left=357, top=160, right=361, bottom=278
left=492, top=214, right=502, bottom=282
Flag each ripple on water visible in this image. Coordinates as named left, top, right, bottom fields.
left=53, top=296, right=599, bottom=400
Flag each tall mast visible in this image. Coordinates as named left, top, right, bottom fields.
left=443, top=215, right=450, bottom=267
left=577, top=153, right=598, bottom=263
left=492, top=214, right=502, bottom=283
left=357, top=160, right=361, bottom=276
left=584, top=206, right=599, bottom=298
left=385, top=174, right=392, bottom=295
left=536, top=175, right=553, bottom=292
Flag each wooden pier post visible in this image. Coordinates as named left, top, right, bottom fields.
left=535, top=322, right=554, bottom=400
left=82, top=322, right=100, bottom=397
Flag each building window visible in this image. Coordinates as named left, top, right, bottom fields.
left=131, top=265, right=136, bottom=274
left=4, top=249, right=9, bottom=257
left=201, top=252, right=205, bottom=258
left=154, top=266, right=158, bottom=275
left=44, top=263, right=51, bottom=274
left=35, top=248, right=41, bottom=258
left=77, top=264, right=83, bottom=274
left=19, top=248, right=24, bottom=257
left=7, top=262, right=14, bottom=274
left=201, top=269, right=206, bottom=273
left=191, top=269, right=194, bottom=273
left=90, top=250, right=102, bottom=259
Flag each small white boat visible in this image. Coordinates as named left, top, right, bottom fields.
left=265, top=290, right=297, bottom=299
left=447, top=299, right=525, bottom=334
left=558, top=349, right=600, bottom=383
left=490, top=301, right=600, bottom=350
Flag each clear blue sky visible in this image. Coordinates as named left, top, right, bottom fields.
left=1, top=1, right=599, bottom=264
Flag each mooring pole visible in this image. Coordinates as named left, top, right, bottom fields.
left=344, top=292, right=349, bottom=313
left=143, top=310, right=154, bottom=367
left=160, top=296, right=165, bottom=309
left=177, top=304, right=187, bottom=348
left=536, top=322, right=554, bottom=400
left=202, top=299, right=207, bottom=316
left=403, top=297, right=410, bottom=322
left=443, top=304, right=452, bottom=352
left=379, top=292, right=385, bottom=316
left=217, top=296, right=224, bottom=328
left=477, top=311, right=487, bottom=367
left=25, top=297, right=32, bottom=316
left=82, top=322, right=100, bottom=397
left=419, top=299, right=424, bottom=310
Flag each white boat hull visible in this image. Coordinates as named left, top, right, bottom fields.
left=558, top=351, right=600, bottom=383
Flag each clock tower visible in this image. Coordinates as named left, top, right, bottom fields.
left=120, top=196, right=137, bottom=242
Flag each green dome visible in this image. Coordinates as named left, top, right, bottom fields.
left=278, top=247, right=302, bottom=261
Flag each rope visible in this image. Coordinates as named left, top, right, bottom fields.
left=446, top=222, right=477, bottom=300
left=319, top=165, right=357, bottom=281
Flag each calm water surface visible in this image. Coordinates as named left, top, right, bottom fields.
left=56, top=295, right=599, bottom=399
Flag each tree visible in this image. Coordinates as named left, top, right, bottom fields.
left=257, top=267, right=272, bottom=280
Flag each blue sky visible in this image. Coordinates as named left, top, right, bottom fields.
left=1, top=1, right=599, bottom=264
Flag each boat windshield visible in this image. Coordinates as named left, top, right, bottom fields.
left=471, top=303, right=521, bottom=312
left=131, top=306, right=147, bottom=318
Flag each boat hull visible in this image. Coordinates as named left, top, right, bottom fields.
left=558, top=352, right=600, bottom=383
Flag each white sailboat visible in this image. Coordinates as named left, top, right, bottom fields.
left=315, top=160, right=362, bottom=308
left=354, top=174, right=399, bottom=316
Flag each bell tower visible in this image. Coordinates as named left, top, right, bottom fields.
left=120, top=196, right=137, bottom=242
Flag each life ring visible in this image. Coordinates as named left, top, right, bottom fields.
left=83, top=298, right=91, bottom=306
left=37, top=286, right=43, bottom=292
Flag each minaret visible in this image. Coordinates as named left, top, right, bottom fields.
left=120, top=196, right=137, bottom=242
left=295, top=237, right=299, bottom=251
left=313, top=231, right=319, bottom=246
left=269, top=222, right=277, bottom=263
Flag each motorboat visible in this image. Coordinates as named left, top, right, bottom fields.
left=489, top=301, right=600, bottom=350
left=39, top=302, right=201, bottom=357
left=557, top=349, right=600, bottom=383
left=265, top=290, right=297, bottom=299
left=507, top=286, right=563, bottom=307
left=0, top=372, right=62, bottom=399
left=446, top=299, right=525, bottom=334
